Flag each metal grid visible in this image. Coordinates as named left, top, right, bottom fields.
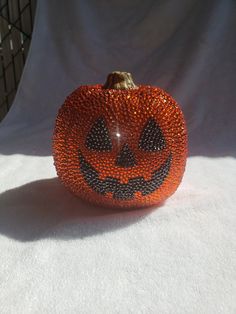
left=0, top=0, right=36, bottom=121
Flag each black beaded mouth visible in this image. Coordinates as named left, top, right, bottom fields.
left=78, top=150, right=172, bottom=200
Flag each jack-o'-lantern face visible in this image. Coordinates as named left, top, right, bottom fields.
left=53, top=72, right=187, bottom=209
left=78, top=116, right=172, bottom=201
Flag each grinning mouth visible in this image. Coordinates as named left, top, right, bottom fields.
left=78, top=150, right=172, bottom=200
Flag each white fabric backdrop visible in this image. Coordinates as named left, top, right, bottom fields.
left=0, top=0, right=236, bottom=313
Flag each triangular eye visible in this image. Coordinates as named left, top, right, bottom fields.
left=139, top=118, right=166, bottom=151
left=86, top=117, right=112, bottom=151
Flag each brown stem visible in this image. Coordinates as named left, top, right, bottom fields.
left=103, top=71, right=138, bottom=90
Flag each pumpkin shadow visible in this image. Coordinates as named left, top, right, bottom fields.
left=0, top=178, right=158, bottom=242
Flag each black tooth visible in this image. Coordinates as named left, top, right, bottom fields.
left=103, top=177, right=119, bottom=193
left=113, top=183, right=135, bottom=200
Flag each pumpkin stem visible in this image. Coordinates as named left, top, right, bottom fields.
left=103, top=71, right=138, bottom=90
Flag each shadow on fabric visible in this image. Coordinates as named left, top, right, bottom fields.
left=0, top=177, right=156, bottom=242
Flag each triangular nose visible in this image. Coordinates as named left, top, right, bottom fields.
left=116, top=143, right=136, bottom=168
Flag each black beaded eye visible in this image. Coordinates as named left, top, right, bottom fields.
left=86, top=117, right=112, bottom=151
left=139, top=117, right=166, bottom=151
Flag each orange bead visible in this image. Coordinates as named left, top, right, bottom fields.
left=52, top=72, right=187, bottom=209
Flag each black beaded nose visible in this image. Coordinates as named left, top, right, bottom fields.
left=115, top=143, right=137, bottom=168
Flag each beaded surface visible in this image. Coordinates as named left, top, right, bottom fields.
left=53, top=84, right=187, bottom=208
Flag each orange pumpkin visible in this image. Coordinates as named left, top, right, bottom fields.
left=53, top=71, right=187, bottom=208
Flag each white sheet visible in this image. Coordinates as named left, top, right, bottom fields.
left=0, top=1, right=236, bottom=313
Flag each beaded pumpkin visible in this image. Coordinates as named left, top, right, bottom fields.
left=53, top=71, right=187, bottom=208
